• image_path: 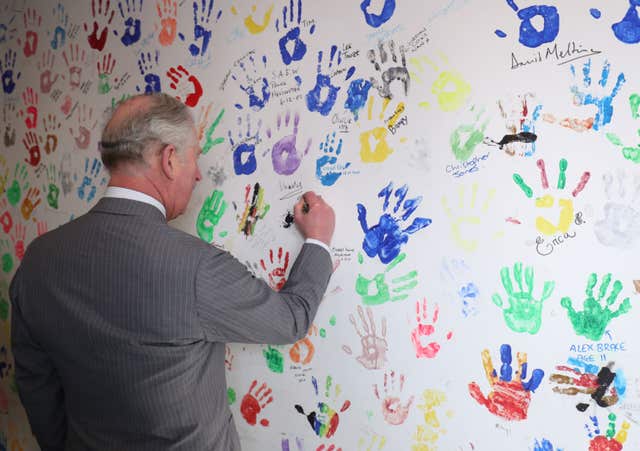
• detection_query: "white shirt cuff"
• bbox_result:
[304,238,332,256]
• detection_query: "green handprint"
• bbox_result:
[7,164,28,207]
[227,387,237,405]
[606,93,640,163]
[450,106,488,162]
[196,190,227,243]
[355,253,418,306]
[492,262,555,334]
[263,345,284,373]
[46,183,60,209]
[0,280,8,321]
[561,273,631,341]
[202,108,225,155]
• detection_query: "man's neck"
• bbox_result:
[108,172,166,208]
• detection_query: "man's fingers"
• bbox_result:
[302,191,321,207]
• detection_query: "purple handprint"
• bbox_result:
[266,111,310,175]
[1,49,20,94]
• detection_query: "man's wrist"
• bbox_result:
[304,238,331,256]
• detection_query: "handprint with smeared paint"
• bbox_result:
[75,158,106,203]
[355,252,418,305]
[240,380,273,427]
[231,2,273,35]
[612,0,640,44]
[594,171,640,248]
[260,247,290,291]
[358,431,387,450]
[281,436,304,451]
[606,93,640,164]
[137,50,161,94]
[97,53,116,95]
[295,375,351,439]
[342,305,388,370]
[468,344,544,420]
[485,93,542,157]
[414,389,448,449]
[166,65,203,107]
[18,8,41,57]
[569,59,625,131]
[196,189,227,243]
[533,438,563,451]
[408,53,471,112]
[1,241,13,274]
[358,95,398,163]
[344,78,372,120]
[266,111,310,175]
[374,371,413,426]
[585,413,630,451]
[112,0,143,47]
[155,0,178,46]
[357,181,431,264]
[263,345,284,373]
[450,105,489,161]
[492,262,555,334]
[178,0,221,56]
[0,199,12,234]
[276,0,315,65]
[238,182,270,236]
[551,358,624,411]
[410,298,452,359]
[368,39,409,100]
[442,183,500,252]
[84,0,115,51]
[0,160,9,198]
[232,53,270,111]
[50,3,69,49]
[289,324,318,366]
[229,114,260,175]
[62,43,87,90]
[306,45,356,116]
[561,273,631,341]
[360,0,395,28]
[513,158,591,236]
[441,258,480,318]
[316,132,351,186]
[1,49,21,94]
[494,1,559,48]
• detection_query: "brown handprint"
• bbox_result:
[21,187,41,221]
[260,246,290,291]
[373,371,414,425]
[410,298,452,359]
[550,361,619,411]
[240,380,273,427]
[42,114,61,155]
[342,305,388,370]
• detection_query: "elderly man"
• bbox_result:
[10,93,335,450]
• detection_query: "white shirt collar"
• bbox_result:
[103,186,167,218]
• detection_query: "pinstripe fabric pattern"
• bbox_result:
[10,197,333,450]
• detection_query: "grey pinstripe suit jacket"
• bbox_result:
[10,197,333,450]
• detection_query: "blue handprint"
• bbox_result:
[494,1,560,48]
[229,115,260,176]
[0,50,20,94]
[570,59,625,131]
[232,54,270,111]
[114,0,143,47]
[76,158,106,203]
[316,132,350,186]
[533,438,562,451]
[360,0,396,28]
[276,0,315,65]
[357,182,432,264]
[612,0,640,44]
[50,4,69,49]
[306,45,356,116]
[344,78,372,120]
[137,50,161,93]
[179,0,221,57]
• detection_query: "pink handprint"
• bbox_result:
[62,43,87,89]
[410,298,452,359]
[373,371,414,425]
[10,223,25,260]
[37,50,58,94]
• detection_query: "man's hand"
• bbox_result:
[294,191,335,246]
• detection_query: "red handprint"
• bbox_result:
[240,380,273,427]
[156,0,178,46]
[166,65,203,107]
[84,0,115,51]
[22,131,41,167]
[410,298,452,359]
[19,8,41,57]
[21,187,41,221]
[37,50,58,94]
[62,43,87,89]
[10,223,26,260]
[260,247,290,291]
[97,52,117,94]
[21,87,38,130]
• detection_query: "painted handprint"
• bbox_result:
[441,258,480,318]
[198,104,225,155]
[513,158,590,236]
[306,45,356,116]
[374,371,413,425]
[355,252,418,305]
[442,183,500,252]
[450,105,489,161]
[288,324,318,365]
[42,113,61,155]
[357,431,387,450]
[606,93,640,164]
[368,39,409,100]
[11,223,26,260]
[263,345,284,373]
[0,4,17,47]
[240,380,273,427]
[20,87,38,130]
[50,3,69,50]
[595,171,640,248]
[494,1,559,48]
[166,65,203,107]
[21,187,41,221]
[360,0,395,28]
[569,59,625,131]
[414,389,448,449]
[357,181,431,264]
[260,247,290,291]
[612,1,640,44]
[492,262,555,334]
[295,375,351,439]
[485,93,542,157]
[408,53,471,112]
[196,189,227,243]
[84,0,115,51]
[585,413,629,451]
[22,131,41,168]
[75,158,106,203]
[551,358,623,411]
[344,78,372,120]
[358,95,397,163]
[7,164,29,207]
[276,0,315,65]
[18,8,42,57]
[411,298,452,359]
[138,50,161,94]
[238,183,270,236]
[112,0,143,46]
[2,104,16,147]
[229,114,260,175]
[37,50,58,94]
[266,111,310,175]
[342,305,388,370]
[1,49,21,94]
[232,53,270,111]
[62,43,87,90]
[468,344,544,420]
[179,0,221,57]
[231,2,273,35]
[44,164,60,209]
[155,0,178,46]
[561,273,631,341]
[533,438,562,451]
[97,53,116,94]
[0,241,13,274]
[69,104,97,150]
[0,160,9,198]
[316,132,351,186]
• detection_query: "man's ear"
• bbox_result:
[160,144,178,180]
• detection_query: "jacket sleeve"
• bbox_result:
[195,243,333,344]
[10,267,66,451]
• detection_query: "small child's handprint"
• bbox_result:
[137,50,161,94]
[295,375,351,439]
[84,0,115,51]
[178,0,221,57]
[229,114,260,175]
[373,370,414,425]
[0,49,20,95]
[166,65,203,107]
[155,0,178,46]
[316,132,350,186]
[585,413,629,451]
[410,297,452,359]
[113,0,143,47]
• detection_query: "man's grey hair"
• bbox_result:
[99,93,196,171]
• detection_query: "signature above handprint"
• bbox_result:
[468,344,544,421]
[357,182,431,264]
